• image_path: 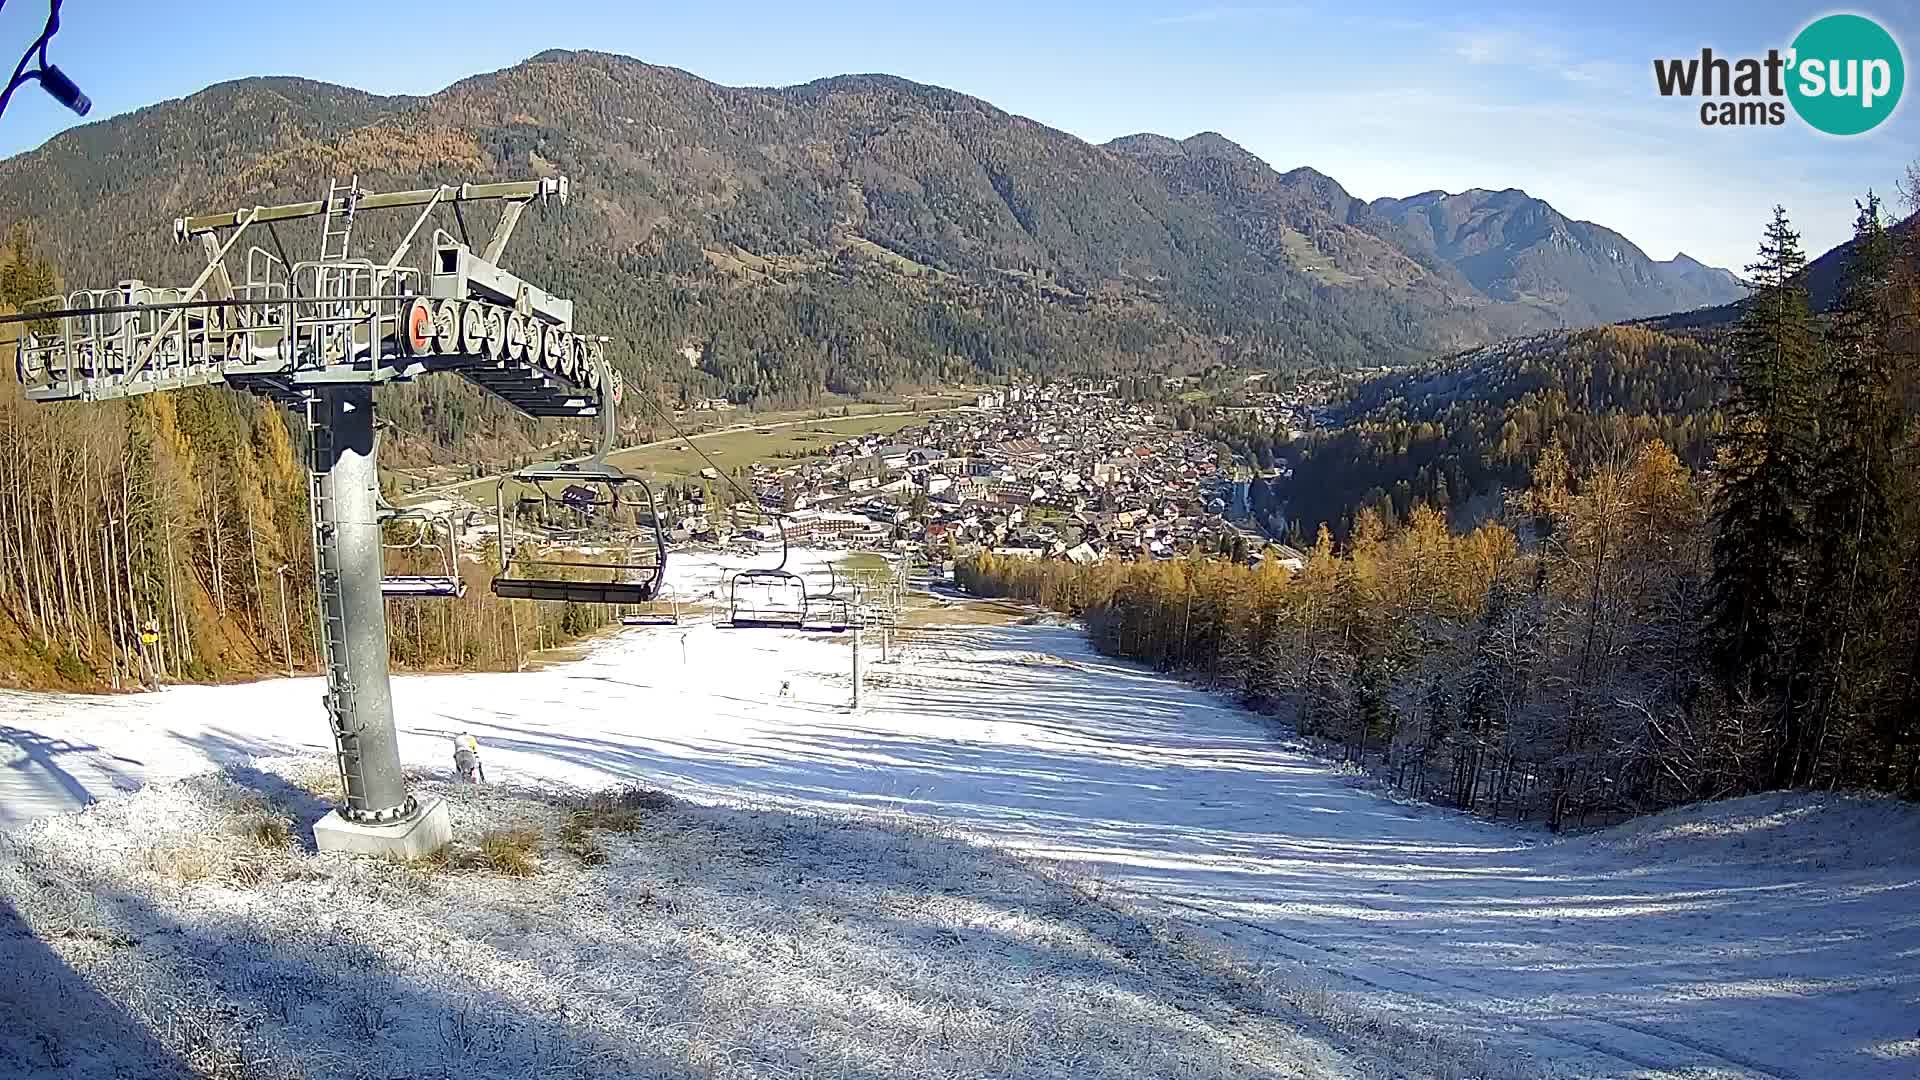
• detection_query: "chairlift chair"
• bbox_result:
[801,594,850,632]
[728,567,808,628]
[491,459,666,605]
[715,501,818,629]
[620,592,682,626]
[380,508,466,598]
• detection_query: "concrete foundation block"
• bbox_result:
[314,796,450,860]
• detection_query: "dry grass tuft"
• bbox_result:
[558,816,608,867]
[472,828,541,877]
[582,806,647,833]
[555,785,673,866]
[239,814,293,850]
[226,853,273,888]
[140,813,298,889]
[582,785,675,816]
[396,846,451,876]
[142,842,215,883]
[393,828,545,879]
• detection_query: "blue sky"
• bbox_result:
[0,0,1911,270]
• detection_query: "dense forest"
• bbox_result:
[963,189,1920,818]
[1263,325,1730,539]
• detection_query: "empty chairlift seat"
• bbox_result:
[801,595,850,631]
[729,568,808,628]
[491,460,666,605]
[380,508,466,599]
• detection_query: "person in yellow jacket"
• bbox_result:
[452,733,484,783]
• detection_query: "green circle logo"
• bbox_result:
[1787,14,1904,135]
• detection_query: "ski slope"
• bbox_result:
[2,559,1915,1078]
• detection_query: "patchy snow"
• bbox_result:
[1,766,1369,1080]
[657,545,869,603]
[2,566,1917,1078]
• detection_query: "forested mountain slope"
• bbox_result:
[1364,187,1744,323]
[0,51,1740,431]
[1256,211,1918,540]
[1260,325,1728,538]
[1108,134,1745,339]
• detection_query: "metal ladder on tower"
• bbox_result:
[319,176,360,263]
[305,395,362,800]
[315,177,362,364]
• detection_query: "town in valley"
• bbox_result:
[465,377,1334,580]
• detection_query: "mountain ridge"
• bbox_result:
[0,51,1743,409]
[1360,186,1745,319]
[1097,132,1742,302]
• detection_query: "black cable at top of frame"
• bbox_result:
[0,0,89,121]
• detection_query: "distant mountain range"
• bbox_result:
[0,51,1745,404]
[1286,210,1913,536]
[1109,133,1745,334]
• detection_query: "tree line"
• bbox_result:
[960,194,1920,819]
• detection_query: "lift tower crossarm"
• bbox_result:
[172,177,569,238]
[122,206,259,381]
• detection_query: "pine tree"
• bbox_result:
[1704,207,1817,753]
[1800,195,1905,784]
[0,223,58,308]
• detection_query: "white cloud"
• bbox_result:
[1441,27,1636,90]
[1448,28,1566,68]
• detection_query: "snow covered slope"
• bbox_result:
[2,766,1371,1080]
[2,572,1915,1078]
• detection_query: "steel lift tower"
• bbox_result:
[8,175,618,857]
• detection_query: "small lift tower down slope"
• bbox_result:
[7,174,622,858]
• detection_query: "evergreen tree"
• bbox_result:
[1704,207,1817,747]
[0,222,58,308]
[1802,195,1904,782]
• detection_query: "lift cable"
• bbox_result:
[629,389,790,573]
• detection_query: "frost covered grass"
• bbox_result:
[469,827,542,877]
[7,591,1919,1077]
[554,785,670,867]
[1,757,1384,1080]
